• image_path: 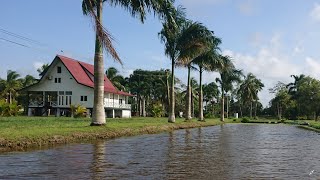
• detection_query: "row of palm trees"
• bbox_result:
[81,0,265,124]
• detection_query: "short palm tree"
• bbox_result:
[1,70,22,104]
[238,73,264,118]
[106,67,126,91]
[82,0,175,125]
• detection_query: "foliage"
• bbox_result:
[241,117,250,123]
[151,102,165,118]
[70,104,87,118]
[0,100,21,116]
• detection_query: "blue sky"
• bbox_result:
[1,0,320,106]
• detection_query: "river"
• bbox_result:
[0,124,319,179]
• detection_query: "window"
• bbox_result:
[119,99,123,105]
[59,91,64,95]
[57,66,62,73]
[81,96,88,102]
[66,91,72,95]
[55,78,61,83]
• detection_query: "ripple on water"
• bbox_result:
[0,124,320,179]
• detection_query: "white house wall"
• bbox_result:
[28,60,94,108]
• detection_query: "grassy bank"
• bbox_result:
[0,116,225,152]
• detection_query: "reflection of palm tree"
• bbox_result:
[82,0,175,125]
[91,141,106,180]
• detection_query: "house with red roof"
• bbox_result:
[23,55,133,118]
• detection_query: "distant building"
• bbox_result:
[23,55,133,118]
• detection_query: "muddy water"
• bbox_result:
[1,124,319,179]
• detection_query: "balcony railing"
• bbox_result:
[104,102,131,109]
[29,101,58,107]
[29,101,44,107]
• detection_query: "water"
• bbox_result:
[0,124,320,179]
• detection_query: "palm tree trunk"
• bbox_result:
[185,65,192,120]
[9,91,12,104]
[226,95,229,119]
[250,101,253,118]
[142,97,146,117]
[277,102,281,120]
[91,0,106,126]
[221,87,225,122]
[168,58,175,123]
[166,70,170,108]
[198,68,204,121]
[254,100,257,118]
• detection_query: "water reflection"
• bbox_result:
[0,124,320,179]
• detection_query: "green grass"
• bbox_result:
[0,116,225,152]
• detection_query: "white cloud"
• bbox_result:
[304,57,320,78]
[310,3,320,22]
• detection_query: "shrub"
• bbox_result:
[151,102,164,118]
[0,100,21,117]
[241,117,250,123]
[70,104,87,118]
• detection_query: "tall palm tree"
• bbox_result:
[177,23,216,121]
[191,39,222,121]
[82,0,175,125]
[216,56,242,121]
[159,6,187,123]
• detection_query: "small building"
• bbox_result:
[23,55,133,118]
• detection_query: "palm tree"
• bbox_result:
[82,0,175,125]
[159,6,187,123]
[106,67,126,91]
[1,70,22,104]
[238,73,264,118]
[177,22,216,121]
[216,56,242,121]
[191,40,222,121]
[37,63,49,77]
[203,82,220,115]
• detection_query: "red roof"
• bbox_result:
[57,55,133,96]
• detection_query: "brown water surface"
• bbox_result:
[0,124,319,179]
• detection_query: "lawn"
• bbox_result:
[0,116,225,152]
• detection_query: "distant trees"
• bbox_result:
[269,75,320,121]
[238,73,264,119]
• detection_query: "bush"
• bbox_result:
[0,100,21,117]
[151,102,164,118]
[241,117,250,123]
[70,104,87,118]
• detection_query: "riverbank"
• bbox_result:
[0,116,227,152]
[240,118,320,132]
